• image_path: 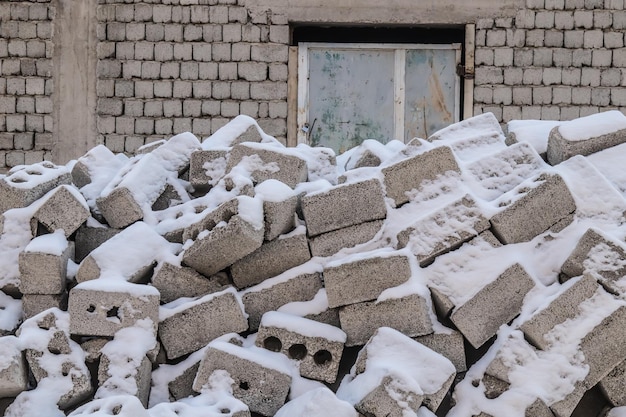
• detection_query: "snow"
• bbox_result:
[3,161,69,190]
[23,229,68,255]
[275,387,357,417]
[277,288,330,317]
[254,179,295,202]
[159,287,246,321]
[0,291,22,333]
[506,119,561,154]
[260,311,346,342]
[557,110,626,142]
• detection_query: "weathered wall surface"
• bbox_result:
[0,0,625,173]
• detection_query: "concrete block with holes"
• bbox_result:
[381,146,460,207]
[225,142,308,189]
[324,250,412,309]
[396,195,490,267]
[193,340,292,417]
[18,233,72,295]
[256,311,346,383]
[32,185,90,237]
[241,264,324,331]
[309,219,384,258]
[68,280,159,337]
[181,196,264,277]
[230,226,311,289]
[489,173,577,244]
[0,161,71,215]
[0,336,28,398]
[255,179,298,241]
[547,110,626,165]
[338,293,433,347]
[301,178,386,237]
[188,149,228,193]
[158,288,248,360]
[151,261,229,304]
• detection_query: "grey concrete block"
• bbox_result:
[301,179,386,238]
[226,143,308,189]
[18,235,72,295]
[324,250,411,309]
[32,185,89,237]
[397,195,490,266]
[182,197,264,277]
[0,336,28,398]
[600,358,626,406]
[158,288,248,360]
[547,110,626,165]
[450,263,535,348]
[241,267,323,331]
[68,282,159,337]
[255,180,298,241]
[151,261,229,304]
[490,173,577,244]
[339,293,433,347]
[74,222,120,263]
[188,149,228,193]
[256,311,346,383]
[521,274,599,350]
[0,161,71,214]
[382,146,460,206]
[414,330,467,372]
[193,341,292,416]
[71,145,119,189]
[309,219,384,258]
[355,375,423,417]
[231,227,311,289]
[98,352,151,407]
[21,293,67,320]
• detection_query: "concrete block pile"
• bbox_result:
[2,111,626,416]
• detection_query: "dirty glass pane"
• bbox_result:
[308,49,395,154]
[404,48,459,140]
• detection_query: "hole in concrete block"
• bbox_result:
[48,346,62,355]
[313,349,332,365]
[239,381,249,390]
[220,409,230,414]
[26,170,42,175]
[288,344,307,360]
[62,370,68,377]
[106,306,120,320]
[41,162,54,168]
[263,336,282,352]
[112,405,122,415]
[471,379,480,387]
[87,305,96,313]
[11,178,26,183]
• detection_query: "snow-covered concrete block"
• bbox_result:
[67,395,150,417]
[414,329,467,372]
[226,142,308,189]
[339,293,433,347]
[324,250,411,309]
[520,274,599,350]
[301,179,387,237]
[340,327,456,414]
[74,221,120,263]
[71,145,122,189]
[18,231,71,295]
[396,195,490,267]
[256,311,346,383]
[547,110,626,165]
[158,288,248,360]
[188,149,228,193]
[465,142,546,201]
[21,293,67,320]
[0,293,21,336]
[0,161,71,215]
[97,132,200,228]
[309,219,383,258]
[32,185,90,237]
[0,336,28,398]
[600,358,626,407]
[202,115,264,149]
[354,375,424,417]
[277,289,341,328]
[230,227,311,289]
[428,112,505,146]
[506,119,561,158]
[255,179,297,241]
[181,197,264,278]
[274,387,358,417]
[193,340,292,417]
[151,261,228,304]
[150,180,188,211]
[450,263,535,348]
[76,222,174,283]
[490,173,577,244]
[381,146,460,207]
[68,280,159,337]
[241,263,324,331]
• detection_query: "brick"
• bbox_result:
[223,24,242,42]
[526,29,545,46]
[494,48,513,66]
[545,30,564,47]
[555,11,575,28]
[198,62,218,79]
[238,61,268,81]
[535,11,555,28]
[173,43,192,60]
[516,10,536,28]
[192,43,212,61]
[251,44,288,62]
[211,43,231,61]
[475,67,504,85]
[574,9,594,27]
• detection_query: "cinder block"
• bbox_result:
[301,179,386,237]
[76,222,171,283]
[226,143,308,189]
[274,387,356,417]
[64,395,150,417]
[98,350,152,406]
[397,195,490,266]
[71,145,120,189]
[188,149,228,193]
[450,263,535,348]
[151,261,229,304]
[599,358,626,406]
[338,293,433,347]
[324,250,411,309]
[520,274,599,350]
[309,219,384,258]
[74,222,120,263]
[230,227,311,289]
[0,161,71,214]
[353,375,423,417]
[68,280,159,337]
[254,179,297,241]
[414,330,467,372]
[97,132,200,228]
[18,233,72,295]
[21,293,67,320]
[0,336,28,398]
[31,185,89,237]
[256,311,346,383]
[241,265,324,331]
[547,110,626,165]
[277,289,341,328]
[382,146,461,206]
[193,340,292,416]
[490,173,577,244]
[159,288,248,360]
